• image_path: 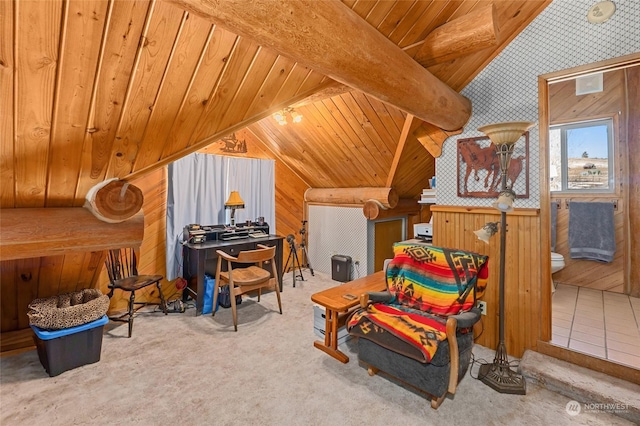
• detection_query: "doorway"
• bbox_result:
[539,53,640,372]
[370,218,404,273]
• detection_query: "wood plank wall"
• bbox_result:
[628,65,640,298]
[1,146,308,352]
[94,167,173,314]
[0,168,169,345]
[551,197,626,293]
[1,252,105,333]
[431,206,541,358]
[548,68,630,293]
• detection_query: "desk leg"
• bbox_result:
[195,251,205,316]
[313,308,349,363]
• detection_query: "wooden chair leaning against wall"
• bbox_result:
[104,247,168,337]
[213,244,282,331]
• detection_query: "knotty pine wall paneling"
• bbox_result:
[431,206,541,358]
[1,252,105,329]
[93,167,171,314]
[628,65,640,298]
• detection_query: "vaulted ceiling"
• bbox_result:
[1,0,552,208]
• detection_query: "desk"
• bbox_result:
[311,270,386,363]
[183,235,284,316]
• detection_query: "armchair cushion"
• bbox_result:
[386,243,489,316]
[348,304,448,362]
[347,244,487,363]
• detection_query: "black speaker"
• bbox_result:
[331,255,352,282]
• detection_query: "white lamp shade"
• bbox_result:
[474,228,493,244]
[493,189,515,212]
[474,222,499,244]
[477,121,535,146]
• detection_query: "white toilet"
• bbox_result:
[550,251,565,293]
[551,252,565,274]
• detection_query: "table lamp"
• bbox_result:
[225,191,245,227]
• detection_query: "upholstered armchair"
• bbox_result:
[347,243,489,409]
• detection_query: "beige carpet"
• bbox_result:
[0,271,633,425]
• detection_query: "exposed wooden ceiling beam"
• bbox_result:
[415,4,500,68]
[413,121,462,158]
[167,0,471,131]
[386,114,422,188]
[291,81,351,108]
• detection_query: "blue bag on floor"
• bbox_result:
[202,275,218,314]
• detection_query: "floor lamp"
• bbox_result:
[475,121,535,395]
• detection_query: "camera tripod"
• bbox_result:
[299,220,314,277]
[284,234,304,287]
[283,220,314,287]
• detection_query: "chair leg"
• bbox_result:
[271,265,282,314]
[213,256,223,317]
[212,280,220,317]
[229,285,238,332]
[128,291,136,338]
[156,282,168,314]
[274,282,282,315]
[431,394,447,410]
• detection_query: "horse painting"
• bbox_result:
[457,134,529,198]
[505,156,525,190]
[458,140,500,194]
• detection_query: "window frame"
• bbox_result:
[549,118,615,194]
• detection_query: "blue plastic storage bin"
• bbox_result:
[31,315,108,377]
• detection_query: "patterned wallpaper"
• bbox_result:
[437,0,640,208]
[307,205,368,279]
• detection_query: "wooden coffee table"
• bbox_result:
[311,270,386,363]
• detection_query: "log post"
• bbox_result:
[363,199,420,221]
[0,208,144,261]
[84,179,144,223]
[304,187,398,208]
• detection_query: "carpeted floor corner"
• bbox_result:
[0,271,634,425]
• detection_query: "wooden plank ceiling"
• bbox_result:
[1,0,551,208]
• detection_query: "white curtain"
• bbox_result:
[166,153,275,280]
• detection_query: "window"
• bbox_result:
[549,119,614,192]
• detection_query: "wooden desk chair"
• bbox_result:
[104,247,167,337]
[213,244,282,331]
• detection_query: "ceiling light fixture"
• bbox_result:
[272,107,302,125]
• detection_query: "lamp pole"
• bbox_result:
[479,173,526,394]
[497,145,511,357]
[476,122,534,395]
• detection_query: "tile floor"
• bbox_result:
[552,283,640,369]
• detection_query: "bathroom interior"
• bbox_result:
[545,56,640,370]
